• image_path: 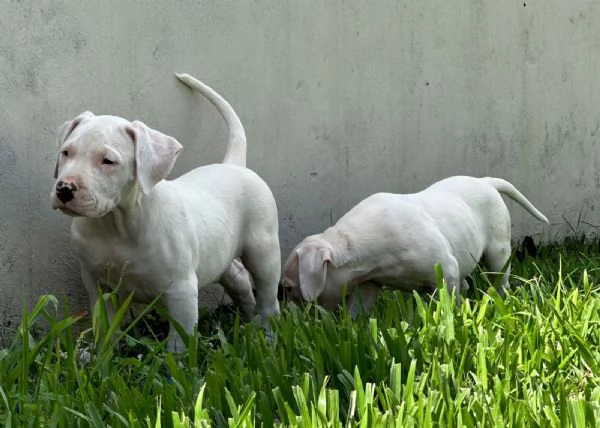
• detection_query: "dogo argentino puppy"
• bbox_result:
[282,176,548,315]
[51,73,281,351]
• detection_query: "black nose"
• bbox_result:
[55,181,78,203]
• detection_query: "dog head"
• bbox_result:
[281,235,342,309]
[51,111,183,217]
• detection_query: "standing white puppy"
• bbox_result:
[282,176,548,314]
[51,73,281,351]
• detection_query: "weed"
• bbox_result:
[1,241,600,426]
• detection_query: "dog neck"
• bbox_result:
[322,227,353,267]
[81,183,146,240]
[119,182,143,212]
[321,228,376,286]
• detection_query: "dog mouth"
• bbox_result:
[56,205,112,218]
[51,197,92,217]
[52,190,113,218]
[52,199,83,217]
[55,204,112,218]
[57,206,82,217]
[281,284,303,303]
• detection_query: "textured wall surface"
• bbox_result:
[1,1,599,334]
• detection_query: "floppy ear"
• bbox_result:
[127,120,183,194]
[282,250,301,288]
[297,245,332,302]
[54,111,95,178]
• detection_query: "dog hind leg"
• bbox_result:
[242,239,281,326]
[483,241,512,295]
[220,258,256,320]
[441,255,462,306]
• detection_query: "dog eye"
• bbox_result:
[61,150,69,157]
[102,158,115,165]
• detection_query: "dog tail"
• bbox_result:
[482,177,549,224]
[175,73,247,167]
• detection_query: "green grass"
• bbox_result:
[2,239,600,427]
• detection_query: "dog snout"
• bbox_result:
[281,284,302,303]
[55,179,79,203]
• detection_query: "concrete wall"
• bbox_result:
[1,1,599,334]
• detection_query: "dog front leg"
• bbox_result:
[162,275,199,352]
[81,268,117,326]
[347,281,381,318]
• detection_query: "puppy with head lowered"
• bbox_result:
[51,73,281,351]
[282,176,548,315]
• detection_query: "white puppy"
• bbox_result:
[282,176,548,314]
[51,73,281,351]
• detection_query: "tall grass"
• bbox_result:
[1,241,600,426]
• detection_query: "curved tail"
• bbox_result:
[482,177,549,224]
[175,73,246,167]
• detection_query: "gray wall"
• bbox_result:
[1,1,599,333]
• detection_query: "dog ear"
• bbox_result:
[127,121,183,194]
[282,249,301,289]
[54,111,95,178]
[297,244,331,302]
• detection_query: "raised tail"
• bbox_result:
[175,73,247,167]
[482,177,549,224]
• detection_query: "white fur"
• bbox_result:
[282,176,548,315]
[51,73,280,351]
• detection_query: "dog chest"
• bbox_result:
[75,233,176,293]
